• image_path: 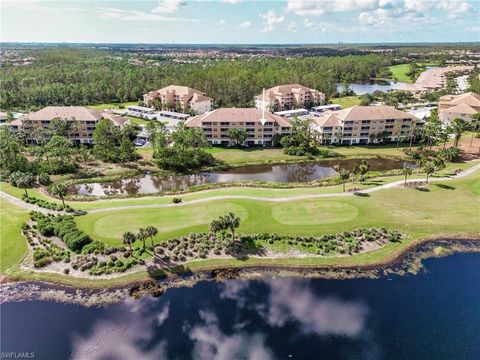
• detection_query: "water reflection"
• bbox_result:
[69,158,410,197]
[336,81,407,95]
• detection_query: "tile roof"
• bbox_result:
[21,106,102,121]
[185,108,292,127]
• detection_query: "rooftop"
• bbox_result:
[185,108,291,127]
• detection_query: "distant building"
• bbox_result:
[438,92,480,124]
[254,84,325,112]
[9,106,130,144]
[311,105,421,145]
[311,104,342,113]
[185,108,291,146]
[143,85,213,114]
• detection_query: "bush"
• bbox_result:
[38,173,51,186]
[172,197,182,204]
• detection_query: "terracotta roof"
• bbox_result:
[185,108,291,127]
[442,103,478,115]
[101,110,131,127]
[146,85,211,102]
[312,111,342,127]
[21,106,102,121]
[255,84,322,100]
[335,105,417,121]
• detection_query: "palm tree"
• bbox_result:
[470,113,480,147]
[359,160,369,182]
[209,219,223,239]
[12,172,35,197]
[451,118,468,148]
[402,167,412,186]
[221,212,240,241]
[146,225,158,250]
[50,183,68,208]
[338,169,350,192]
[122,231,136,251]
[137,227,149,251]
[352,164,360,185]
[423,162,435,183]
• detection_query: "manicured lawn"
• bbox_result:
[330,96,361,108]
[76,173,480,247]
[88,101,138,110]
[205,147,306,164]
[0,199,29,273]
[389,64,412,83]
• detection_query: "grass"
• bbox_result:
[88,101,138,110]
[389,64,413,83]
[0,199,29,273]
[75,173,480,248]
[329,96,361,108]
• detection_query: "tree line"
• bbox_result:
[0,48,391,110]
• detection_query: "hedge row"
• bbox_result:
[22,195,75,212]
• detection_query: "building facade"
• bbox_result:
[438,92,480,124]
[311,105,421,145]
[184,108,291,146]
[254,84,325,112]
[9,106,129,144]
[143,85,213,114]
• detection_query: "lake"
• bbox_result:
[336,80,407,95]
[68,158,411,196]
[1,252,479,359]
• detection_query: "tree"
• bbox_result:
[423,162,435,183]
[227,128,248,146]
[119,137,137,163]
[50,183,68,208]
[209,219,224,238]
[45,135,74,169]
[137,227,149,251]
[10,171,35,197]
[122,231,136,251]
[359,160,369,182]
[220,212,240,241]
[93,118,122,162]
[338,169,350,192]
[402,167,412,186]
[50,118,76,137]
[146,225,158,250]
[280,117,319,155]
[451,118,468,148]
[470,113,480,147]
[351,164,360,184]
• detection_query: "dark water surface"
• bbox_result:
[2,253,480,359]
[68,158,410,196]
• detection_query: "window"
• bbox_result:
[361,126,370,130]
[361,120,371,124]
[202,122,212,126]
[220,122,229,125]
[344,121,354,125]
[385,119,395,123]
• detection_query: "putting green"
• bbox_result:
[271,201,359,225]
[89,203,249,244]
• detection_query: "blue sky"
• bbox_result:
[1,0,479,44]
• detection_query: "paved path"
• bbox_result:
[2,164,479,215]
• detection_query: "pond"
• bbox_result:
[336,80,407,95]
[68,158,412,196]
[1,252,479,359]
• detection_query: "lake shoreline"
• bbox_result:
[2,234,479,305]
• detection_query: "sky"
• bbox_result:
[1,0,479,44]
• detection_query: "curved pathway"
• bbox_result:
[2,164,479,215]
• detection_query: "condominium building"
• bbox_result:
[184,108,292,146]
[9,106,130,144]
[254,84,325,112]
[311,105,421,145]
[438,92,480,124]
[143,85,213,114]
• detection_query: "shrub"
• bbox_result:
[38,173,51,186]
[172,197,182,204]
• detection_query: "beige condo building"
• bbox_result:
[8,106,130,145]
[438,92,480,124]
[311,105,421,145]
[254,84,325,112]
[143,85,213,114]
[184,108,292,146]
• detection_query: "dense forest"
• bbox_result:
[0,49,392,110]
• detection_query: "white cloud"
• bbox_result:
[259,9,285,32]
[359,11,376,25]
[187,310,273,360]
[157,303,170,325]
[288,20,299,32]
[218,19,227,25]
[239,21,252,28]
[151,0,186,13]
[221,0,242,3]
[437,1,473,18]
[287,0,383,16]
[466,25,480,32]
[96,6,198,22]
[304,18,315,28]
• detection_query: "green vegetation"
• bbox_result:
[329,96,361,108]
[0,199,29,273]
[1,48,391,110]
[388,64,413,83]
[76,173,479,247]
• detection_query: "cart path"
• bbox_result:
[2,164,479,215]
